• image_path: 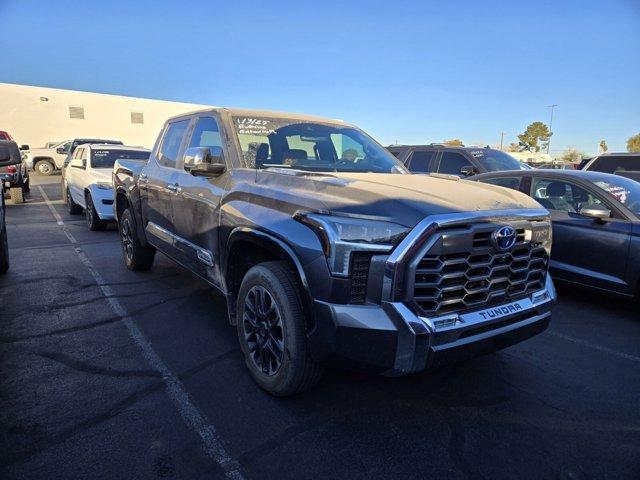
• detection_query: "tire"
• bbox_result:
[237,261,323,396]
[67,188,82,214]
[85,193,107,231]
[35,160,55,176]
[0,221,8,274]
[119,208,155,270]
[9,187,24,204]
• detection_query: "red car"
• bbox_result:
[0,131,14,141]
[0,131,29,203]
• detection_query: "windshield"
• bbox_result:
[232,116,407,174]
[91,149,150,169]
[589,173,640,215]
[468,149,529,171]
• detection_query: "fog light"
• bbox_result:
[531,290,550,304]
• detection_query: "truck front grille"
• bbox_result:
[411,228,548,317]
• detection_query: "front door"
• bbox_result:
[171,116,228,287]
[530,177,632,292]
[142,118,191,258]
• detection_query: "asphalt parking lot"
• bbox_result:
[1,173,639,480]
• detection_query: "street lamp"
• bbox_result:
[546,104,558,154]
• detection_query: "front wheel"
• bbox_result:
[237,261,323,396]
[85,193,107,231]
[119,208,155,270]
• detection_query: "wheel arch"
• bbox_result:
[224,228,313,326]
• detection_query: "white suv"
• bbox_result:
[65,144,150,230]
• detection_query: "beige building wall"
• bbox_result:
[0,83,211,149]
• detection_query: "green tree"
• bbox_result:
[506,142,521,152]
[443,139,464,147]
[560,148,586,164]
[627,133,640,152]
[517,122,552,152]
[599,140,608,153]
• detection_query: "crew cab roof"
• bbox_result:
[165,107,348,127]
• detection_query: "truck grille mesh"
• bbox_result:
[412,241,548,317]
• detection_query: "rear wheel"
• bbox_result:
[67,188,82,214]
[85,193,107,231]
[0,221,8,274]
[237,261,323,396]
[120,208,155,270]
[35,160,54,176]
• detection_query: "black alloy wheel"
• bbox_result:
[242,285,285,376]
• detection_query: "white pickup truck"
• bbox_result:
[24,140,71,175]
[65,144,150,230]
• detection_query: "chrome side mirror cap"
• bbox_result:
[581,206,611,221]
[183,147,226,177]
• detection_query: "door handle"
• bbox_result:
[166,183,181,193]
[139,172,148,183]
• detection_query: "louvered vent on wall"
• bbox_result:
[131,112,144,124]
[69,106,85,120]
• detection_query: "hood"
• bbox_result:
[255,171,544,227]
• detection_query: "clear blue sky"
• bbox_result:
[1,0,638,155]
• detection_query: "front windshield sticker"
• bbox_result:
[596,182,629,203]
[234,117,276,136]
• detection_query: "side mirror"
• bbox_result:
[581,206,611,221]
[56,147,66,154]
[20,144,29,151]
[460,165,477,177]
[183,147,226,177]
[0,141,22,167]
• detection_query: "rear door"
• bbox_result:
[529,176,632,293]
[405,149,437,174]
[142,118,191,258]
[435,151,475,176]
[171,115,229,286]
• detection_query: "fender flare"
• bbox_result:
[225,227,314,324]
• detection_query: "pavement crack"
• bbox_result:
[0,380,165,467]
[0,294,193,344]
[32,349,161,378]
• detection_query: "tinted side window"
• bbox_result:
[438,152,472,175]
[591,156,640,174]
[189,117,222,150]
[407,150,435,173]
[159,119,190,167]
[482,176,522,191]
[531,178,607,214]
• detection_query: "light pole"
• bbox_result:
[546,104,558,154]
[499,132,505,150]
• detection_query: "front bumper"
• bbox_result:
[90,187,115,220]
[309,274,555,375]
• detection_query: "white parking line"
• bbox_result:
[547,330,640,363]
[38,186,245,480]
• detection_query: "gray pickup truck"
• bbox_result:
[113,108,556,396]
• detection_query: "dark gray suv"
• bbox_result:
[387,144,530,176]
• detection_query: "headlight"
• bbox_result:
[96,181,113,190]
[295,212,410,277]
